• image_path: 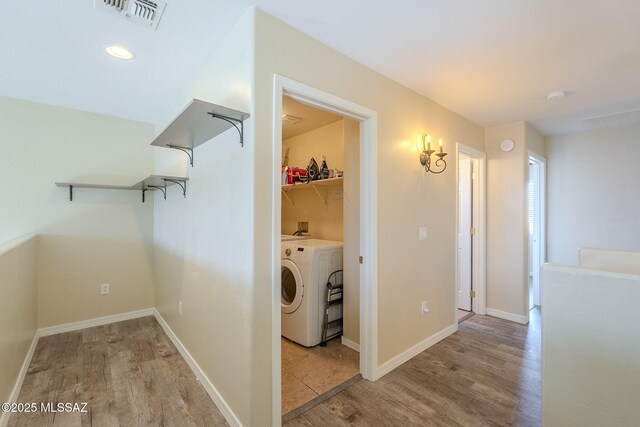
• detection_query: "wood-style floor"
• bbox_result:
[287,310,541,426]
[8,316,228,427]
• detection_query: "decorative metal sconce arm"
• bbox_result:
[419,134,447,174]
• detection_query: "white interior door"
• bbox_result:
[530,161,541,307]
[457,157,472,311]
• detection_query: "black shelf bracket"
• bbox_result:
[208,112,245,147]
[166,145,194,167]
[69,185,73,202]
[146,183,167,201]
[163,178,187,198]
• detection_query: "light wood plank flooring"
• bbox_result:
[287,310,541,426]
[8,316,228,427]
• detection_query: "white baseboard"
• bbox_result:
[376,323,458,380]
[0,331,39,427]
[486,308,529,324]
[38,308,155,337]
[341,336,360,352]
[153,309,242,427]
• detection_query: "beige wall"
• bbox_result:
[526,122,545,158]
[0,235,37,424]
[283,120,345,171]
[152,11,254,426]
[252,9,485,425]
[282,120,344,240]
[546,123,640,264]
[485,122,529,320]
[0,96,155,328]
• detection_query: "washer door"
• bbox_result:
[281,259,303,314]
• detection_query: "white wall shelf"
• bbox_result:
[151,99,250,166]
[55,175,188,203]
[281,177,343,207]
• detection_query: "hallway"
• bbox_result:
[287,311,541,426]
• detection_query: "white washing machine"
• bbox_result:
[281,239,343,347]
[281,234,308,242]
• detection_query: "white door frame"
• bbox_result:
[455,143,487,316]
[528,151,546,307]
[272,75,378,425]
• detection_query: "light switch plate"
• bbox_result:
[419,226,427,240]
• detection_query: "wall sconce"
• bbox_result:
[419,135,448,174]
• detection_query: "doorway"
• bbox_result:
[279,96,360,416]
[528,153,546,309]
[456,143,486,321]
[272,76,378,426]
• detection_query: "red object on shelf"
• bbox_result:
[287,167,307,184]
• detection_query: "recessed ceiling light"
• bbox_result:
[106,45,134,60]
[547,90,566,102]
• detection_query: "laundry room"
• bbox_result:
[279,96,361,416]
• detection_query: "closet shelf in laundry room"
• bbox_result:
[281,177,343,207]
[55,175,188,203]
[150,99,250,166]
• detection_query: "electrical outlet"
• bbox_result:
[178,301,183,316]
[421,301,429,315]
[419,226,427,240]
[100,283,110,295]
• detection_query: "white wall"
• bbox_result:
[152,11,254,426]
[546,123,640,264]
[0,96,155,327]
[542,256,640,426]
[0,235,37,426]
[282,120,344,240]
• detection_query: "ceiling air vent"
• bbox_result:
[282,115,303,125]
[96,0,167,30]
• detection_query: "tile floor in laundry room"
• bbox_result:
[281,337,360,415]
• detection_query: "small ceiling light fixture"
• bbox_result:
[419,134,448,174]
[106,45,135,60]
[547,90,566,102]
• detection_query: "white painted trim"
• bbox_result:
[486,308,529,324]
[0,332,39,427]
[376,324,458,379]
[528,151,547,309]
[38,308,154,336]
[153,309,242,427]
[341,336,360,353]
[273,75,378,426]
[455,143,487,317]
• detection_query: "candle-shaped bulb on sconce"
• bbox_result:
[427,134,431,150]
[439,138,443,154]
